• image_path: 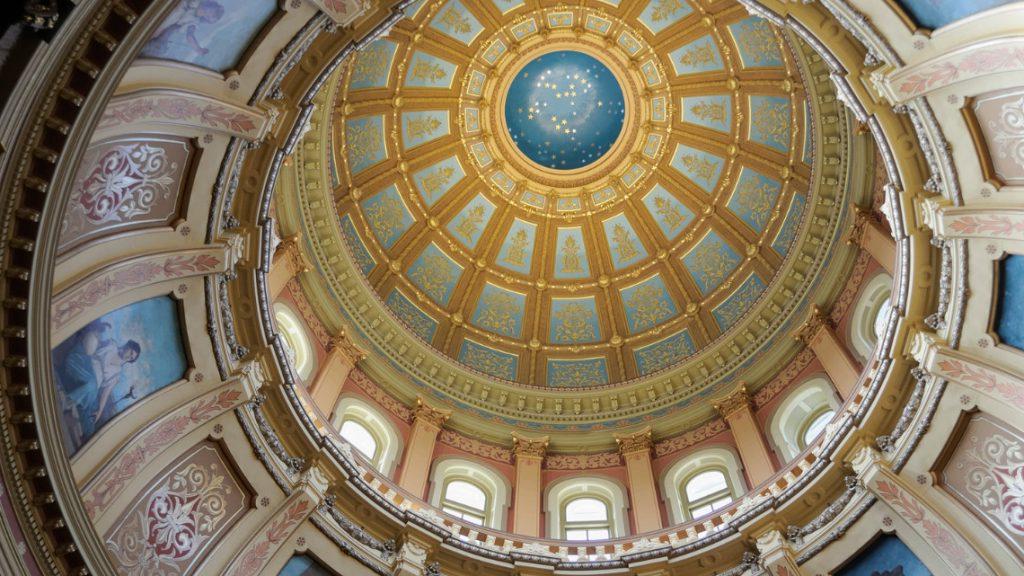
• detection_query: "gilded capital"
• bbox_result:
[793,305,830,345]
[845,205,877,246]
[714,386,751,419]
[413,397,451,429]
[275,234,311,275]
[511,432,549,460]
[614,426,653,455]
[327,330,365,364]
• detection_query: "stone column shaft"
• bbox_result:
[511,433,548,536]
[615,427,663,533]
[309,334,363,417]
[796,308,860,399]
[396,399,450,499]
[715,388,776,486]
[850,208,897,275]
[269,235,308,299]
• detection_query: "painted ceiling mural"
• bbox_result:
[331,0,816,388]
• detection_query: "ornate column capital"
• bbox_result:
[412,397,451,430]
[327,330,365,365]
[714,386,751,419]
[275,234,311,275]
[511,432,549,460]
[846,205,878,246]
[793,305,831,346]
[614,426,653,455]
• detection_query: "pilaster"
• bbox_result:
[614,426,663,533]
[511,433,548,536]
[396,398,451,498]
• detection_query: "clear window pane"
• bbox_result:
[444,480,487,512]
[802,410,834,446]
[690,503,713,519]
[565,529,589,541]
[710,496,732,511]
[685,470,728,501]
[565,497,608,522]
[340,420,377,460]
[588,528,609,540]
[873,297,892,340]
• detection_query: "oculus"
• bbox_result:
[504,51,625,170]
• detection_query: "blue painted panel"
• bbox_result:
[412,156,465,207]
[620,274,679,333]
[728,16,782,68]
[360,184,415,250]
[407,242,462,306]
[643,184,694,240]
[277,555,333,576]
[340,215,376,275]
[446,194,497,250]
[997,254,1024,350]
[683,231,741,295]
[53,296,187,455]
[713,274,766,331]
[670,35,724,76]
[727,167,782,233]
[345,116,387,174]
[471,283,526,338]
[836,535,930,576]
[386,289,438,343]
[638,0,693,34]
[405,51,458,88]
[430,0,484,45]
[772,193,806,255]
[549,297,601,344]
[402,110,450,149]
[459,340,518,381]
[634,330,694,375]
[896,0,1016,29]
[554,227,590,279]
[348,40,398,89]
[491,0,525,14]
[497,218,537,274]
[681,94,732,133]
[140,0,277,72]
[602,213,648,270]
[546,358,609,387]
[748,95,791,153]
[670,143,725,193]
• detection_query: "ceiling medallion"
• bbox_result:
[503,50,626,171]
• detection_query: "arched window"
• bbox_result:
[768,377,840,462]
[339,419,378,461]
[429,459,510,530]
[662,448,746,524]
[441,479,488,525]
[800,408,835,448]
[331,397,402,476]
[273,303,315,380]
[683,469,734,519]
[546,477,628,540]
[850,272,893,362]
[564,497,611,541]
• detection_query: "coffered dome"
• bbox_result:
[329,0,833,394]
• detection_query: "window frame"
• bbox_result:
[680,467,735,521]
[338,416,381,462]
[562,496,613,541]
[798,406,835,450]
[440,477,490,526]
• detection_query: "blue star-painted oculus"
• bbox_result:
[504,51,626,170]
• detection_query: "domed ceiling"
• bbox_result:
[331,0,817,389]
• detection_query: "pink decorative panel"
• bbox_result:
[105,441,251,576]
[940,412,1024,560]
[974,88,1024,186]
[59,136,192,253]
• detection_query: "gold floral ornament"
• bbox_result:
[405,115,442,142]
[553,302,596,343]
[410,60,449,83]
[751,99,790,148]
[346,121,384,163]
[454,204,486,241]
[548,360,605,387]
[560,235,584,274]
[612,223,640,262]
[649,0,687,23]
[653,195,686,231]
[690,100,727,124]
[678,42,717,68]
[680,153,718,184]
[410,251,456,303]
[420,165,455,201]
[735,177,777,230]
[437,6,473,35]
[627,283,674,331]
[365,193,405,245]
[349,42,390,85]
[475,290,521,336]
[503,228,530,268]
